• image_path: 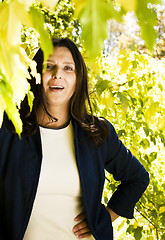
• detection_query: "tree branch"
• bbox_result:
[135,207,160,240]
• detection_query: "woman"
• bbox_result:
[0,38,149,240]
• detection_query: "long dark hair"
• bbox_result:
[20,38,109,145]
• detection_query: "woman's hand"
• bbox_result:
[106,206,119,222]
[73,212,92,239]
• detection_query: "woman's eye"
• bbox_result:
[64,66,73,71]
[46,64,54,70]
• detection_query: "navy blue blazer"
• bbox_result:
[0,115,149,240]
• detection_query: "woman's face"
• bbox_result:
[42,46,76,110]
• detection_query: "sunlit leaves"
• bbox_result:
[0,72,22,135]
[0,93,6,128]
[118,0,137,12]
[0,0,54,133]
[93,48,165,239]
[30,6,53,62]
[127,225,143,240]
[74,0,122,59]
[0,36,38,133]
[0,43,30,134]
[136,0,159,51]
[27,91,35,112]
[72,0,89,17]
[0,1,32,46]
[144,102,160,124]
[72,0,162,58]
[118,0,162,52]
[0,0,164,238]
[100,92,114,109]
[39,0,58,10]
[0,0,163,134]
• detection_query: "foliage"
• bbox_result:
[105,3,165,59]
[0,0,54,135]
[91,49,165,239]
[0,0,165,239]
[21,0,81,57]
[0,0,162,132]
[73,0,162,59]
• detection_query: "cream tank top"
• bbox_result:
[23,122,95,240]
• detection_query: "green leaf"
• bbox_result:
[27,90,34,112]
[117,92,130,108]
[0,78,22,136]
[118,129,127,138]
[131,120,142,129]
[39,0,58,10]
[160,212,165,225]
[30,6,53,62]
[126,224,134,234]
[79,0,122,59]
[5,103,22,137]
[95,77,110,95]
[151,209,157,219]
[119,0,137,12]
[104,196,108,203]
[143,127,150,136]
[132,60,138,69]
[150,134,156,145]
[72,0,89,17]
[149,152,157,161]
[140,138,150,149]
[133,226,143,240]
[136,0,158,50]
[148,0,162,3]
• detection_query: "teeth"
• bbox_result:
[50,86,64,89]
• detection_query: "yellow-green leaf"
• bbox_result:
[144,102,159,123]
[11,1,33,28]
[8,1,22,46]
[19,47,41,84]
[72,0,89,17]
[79,0,122,59]
[0,94,6,128]
[0,79,22,135]
[101,92,114,109]
[118,0,137,12]
[159,206,165,214]
[30,6,53,62]
[136,0,158,51]
[27,90,34,112]
[140,139,150,150]
[6,104,23,137]
[39,0,58,10]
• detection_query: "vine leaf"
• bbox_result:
[30,6,53,62]
[78,0,122,59]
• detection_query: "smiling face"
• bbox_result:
[42,46,76,111]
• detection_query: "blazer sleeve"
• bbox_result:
[104,121,150,219]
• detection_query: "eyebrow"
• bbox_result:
[63,61,75,65]
[46,60,75,65]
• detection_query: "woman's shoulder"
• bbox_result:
[0,112,10,132]
[94,116,116,133]
[73,114,117,145]
[0,112,18,137]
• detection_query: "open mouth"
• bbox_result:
[49,85,64,90]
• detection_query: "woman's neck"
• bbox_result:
[37,104,70,128]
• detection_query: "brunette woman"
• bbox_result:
[0,38,149,240]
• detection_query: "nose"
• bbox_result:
[52,66,62,79]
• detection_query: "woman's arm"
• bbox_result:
[106,206,119,222]
[104,121,150,219]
